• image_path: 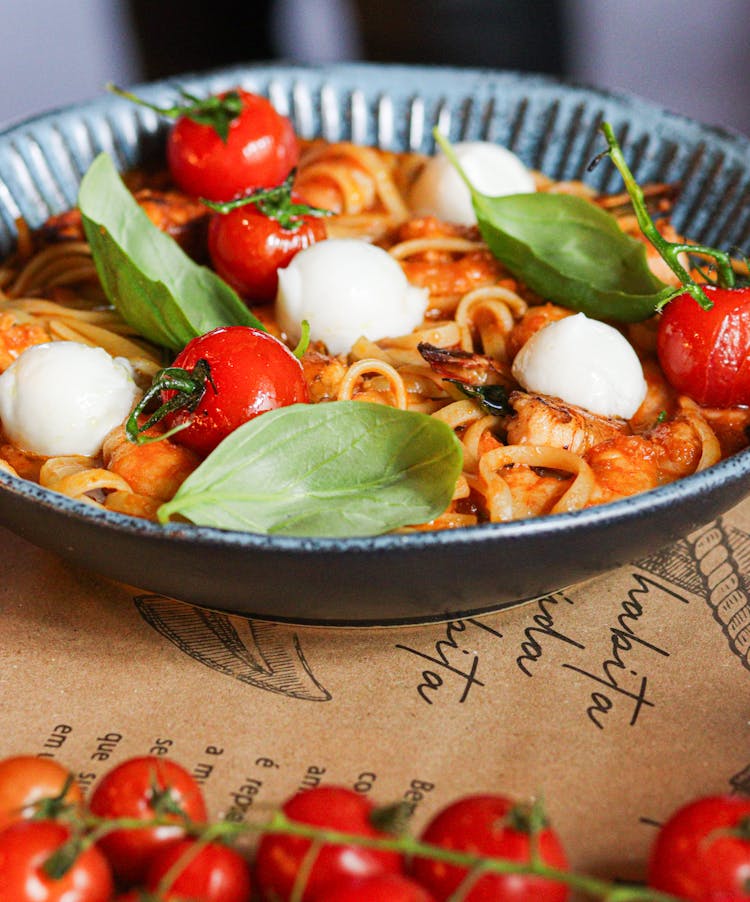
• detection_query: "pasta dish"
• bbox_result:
[0,108,747,537]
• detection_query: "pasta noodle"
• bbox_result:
[0,137,744,530]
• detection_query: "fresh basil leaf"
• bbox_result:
[472,191,672,322]
[157,401,464,537]
[78,153,263,350]
[433,131,672,322]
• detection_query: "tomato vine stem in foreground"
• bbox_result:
[42,806,685,901]
[593,122,736,310]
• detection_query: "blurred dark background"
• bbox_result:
[128,0,565,80]
[2,0,749,135]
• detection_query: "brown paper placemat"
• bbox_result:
[2,500,750,883]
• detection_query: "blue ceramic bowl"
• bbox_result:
[0,63,748,625]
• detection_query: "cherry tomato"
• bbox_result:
[146,838,252,901]
[0,755,83,831]
[88,756,207,886]
[411,795,569,901]
[320,872,437,901]
[168,89,298,201]
[0,819,113,901]
[208,202,326,302]
[254,786,404,901]
[648,794,750,900]
[656,285,750,407]
[163,325,309,457]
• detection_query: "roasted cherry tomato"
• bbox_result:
[647,794,750,900]
[321,872,437,901]
[0,819,113,902]
[88,756,207,886]
[208,201,326,302]
[160,325,309,457]
[657,285,750,407]
[411,795,570,901]
[0,755,83,831]
[254,786,404,901]
[168,89,298,201]
[145,838,252,902]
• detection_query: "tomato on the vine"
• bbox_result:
[253,786,404,901]
[0,755,83,831]
[148,325,309,457]
[145,838,252,902]
[88,756,207,886]
[411,795,570,901]
[656,285,750,407]
[648,794,750,901]
[208,199,327,302]
[0,819,113,902]
[167,89,298,201]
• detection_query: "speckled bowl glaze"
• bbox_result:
[0,63,749,625]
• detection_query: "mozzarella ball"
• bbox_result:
[511,313,648,419]
[276,239,429,355]
[0,341,138,457]
[409,141,535,226]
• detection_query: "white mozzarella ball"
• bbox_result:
[409,141,536,226]
[511,313,648,419]
[0,341,138,457]
[276,239,429,355]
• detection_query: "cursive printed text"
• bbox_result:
[562,573,689,729]
[395,617,503,704]
[515,593,586,676]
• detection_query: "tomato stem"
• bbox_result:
[202,169,331,229]
[41,802,684,901]
[126,360,214,446]
[595,122,736,310]
[107,84,243,142]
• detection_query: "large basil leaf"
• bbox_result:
[78,153,263,350]
[472,191,672,322]
[157,401,464,537]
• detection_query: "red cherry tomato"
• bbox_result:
[208,202,326,302]
[167,89,298,201]
[146,838,252,901]
[320,872,437,901]
[0,819,113,902]
[0,755,83,831]
[656,285,750,407]
[163,325,309,457]
[88,756,207,886]
[254,786,404,901]
[411,795,569,901]
[648,794,750,900]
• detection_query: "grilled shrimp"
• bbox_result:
[507,391,629,455]
[102,423,201,502]
[584,400,720,505]
[301,348,349,403]
[390,217,507,307]
[628,356,679,432]
[0,313,51,372]
[418,342,516,390]
[42,189,209,259]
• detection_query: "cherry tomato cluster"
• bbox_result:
[117,83,328,306]
[1,753,749,901]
